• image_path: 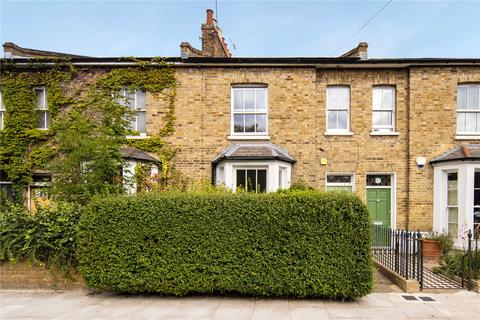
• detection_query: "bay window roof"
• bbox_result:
[430,144,480,165]
[212,143,295,165]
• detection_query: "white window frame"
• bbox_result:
[325,173,355,191]
[326,86,351,134]
[474,170,480,236]
[230,85,268,138]
[234,166,268,193]
[0,89,5,130]
[35,87,49,130]
[118,88,147,136]
[456,84,480,136]
[446,170,459,239]
[372,86,396,133]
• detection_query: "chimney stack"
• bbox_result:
[206,9,214,25]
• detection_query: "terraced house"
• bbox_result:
[1,9,479,246]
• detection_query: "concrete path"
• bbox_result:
[1,290,479,320]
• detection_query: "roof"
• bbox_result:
[3,42,90,59]
[212,143,295,164]
[430,144,480,164]
[121,147,160,163]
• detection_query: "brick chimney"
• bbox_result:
[180,9,232,58]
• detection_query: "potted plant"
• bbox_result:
[423,232,454,260]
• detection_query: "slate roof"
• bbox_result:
[121,147,160,163]
[430,144,480,164]
[212,143,295,164]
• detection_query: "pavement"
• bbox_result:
[1,289,479,320]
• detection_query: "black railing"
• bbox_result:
[371,224,423,290]
[461,229,479,291]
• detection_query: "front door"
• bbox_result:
[367,188,391,227]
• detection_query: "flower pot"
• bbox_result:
[423,239,442,259]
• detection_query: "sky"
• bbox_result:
[0,0,479,58]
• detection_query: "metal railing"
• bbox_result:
[461,229,479,291]
[371,224,423,290]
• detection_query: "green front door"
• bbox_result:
[367,188,391,227]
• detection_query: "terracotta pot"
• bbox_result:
[423,239,442,259]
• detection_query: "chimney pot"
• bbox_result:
[206,9,214,25]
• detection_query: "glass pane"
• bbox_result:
[236,170,245,190]
[338,111,348,129]
[327,88,336,109]
[0,184,14,205]
[256,114,266,133]
[457,86,467,109]
[126,91,135,109]
[337,87,349,109]
[448,223,458,238]
[327,111,337,129]
[0,112,3,130]
[327,175,352,183]
[128,118,136,131]
[475,171,480,188]
[382,88,394,109]
[45,111,50,129]
[257,169,267,193]
[137,111,147,133]
[233,90,244,111]
[37,110,46,128]
[448,207,458,238]
[255,89,266,111]
[246,170,256,192]
[366,175,391,186]
[466,113,476,132]
[244,114,255,132]
[372,88,382,110]
[136,90,146,111]
[467,86,479,110]
[457,112,466,132]
[233,115,244,133]
[381,111,392,126]
[36,89,45,109]
[448,190,458,205]
[372,111,382,126]
[244,90,255,110]
[475,190,480,207]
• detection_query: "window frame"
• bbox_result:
[230,85,268,137]
[372,85,396,133]
[118,88,147,135]
[446,170,459,238]
[234,167,268,193]
[326,85,351,134]
[0,89,4,130]
[456,84,480,136]
[325,173,355,192]
[34,87,49,130]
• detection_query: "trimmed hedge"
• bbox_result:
[78,191,373,298]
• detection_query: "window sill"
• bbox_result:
[324,132,353,136]
[36,128,49,131]
[228,135,270,140]
[370,131,400,136]
[126,134,149,139]
[455,135,480,140]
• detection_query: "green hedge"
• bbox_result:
[0,203,80,270]
[78,191,373,298]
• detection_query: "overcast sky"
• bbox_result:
[1,0,479,58]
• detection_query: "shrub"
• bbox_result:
[78,191,373,298]
[434,250,480,280]
[0,203,81,270]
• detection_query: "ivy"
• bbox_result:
[0,61,74,195]
[0,58,178,203]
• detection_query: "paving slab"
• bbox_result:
[0,290,479,320]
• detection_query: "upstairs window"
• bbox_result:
[327,86,350,133]
[457,84,480,135]
[372,86,395,132]
[231,85,268,135]
[118,88,147,134]
[35,87,49,129]
[0,89,4,130]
